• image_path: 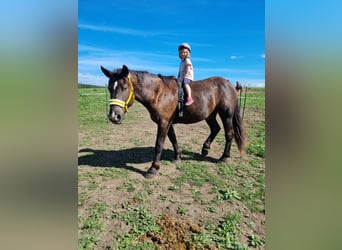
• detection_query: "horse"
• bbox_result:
[100,64,246,178]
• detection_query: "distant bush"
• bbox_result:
[78,83,102,88]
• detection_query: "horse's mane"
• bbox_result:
[135,70,149,79]
[133,70,176,87]
[158,74,177,87]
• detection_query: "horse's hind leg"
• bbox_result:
[202,114,221,156]
[168,124,181,162]
[218,113,234,162]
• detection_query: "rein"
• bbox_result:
[109,73,135,112]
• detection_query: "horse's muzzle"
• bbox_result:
[108,105,125,124]
[108,112,123,124]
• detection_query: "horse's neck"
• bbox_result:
[132,72,164,103]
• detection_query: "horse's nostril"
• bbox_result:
[115,114,121,121]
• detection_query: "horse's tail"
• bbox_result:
[233,103,246,154]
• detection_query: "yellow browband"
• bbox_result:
[109,74,134,112]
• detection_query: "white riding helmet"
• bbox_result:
[178,43,191,52]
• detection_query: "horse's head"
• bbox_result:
[100,64,134,124]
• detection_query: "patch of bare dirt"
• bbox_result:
[140,214,217,250]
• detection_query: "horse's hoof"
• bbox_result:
[201,149,209,157]
[218,157,228,163]
[144,167,157,179]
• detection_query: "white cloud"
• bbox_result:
[229,55,244,60]
[249,82,265,88]
[78,24,161,37]
[78,72,107,86]
[78,44,106,52]
[243,80,265,88]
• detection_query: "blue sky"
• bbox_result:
[78,0,265,87]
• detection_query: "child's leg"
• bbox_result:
[184,84,192,98]
[183,83,193,105]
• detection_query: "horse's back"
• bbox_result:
[191,76,236,96]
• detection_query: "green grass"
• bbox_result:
[114,206,160,250]
[175,161,225,188]
[78,88,108,127]
[185,212,251,249]
[246,120,265,157]
[78,202,107,249]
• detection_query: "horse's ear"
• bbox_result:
[122,65,129,76]
[100,65,112,78]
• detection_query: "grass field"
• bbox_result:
[78,86,265,249]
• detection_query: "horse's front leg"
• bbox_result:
[168,124,181,162]
[144,122,169,178]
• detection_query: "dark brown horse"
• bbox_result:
[101,65,246,178]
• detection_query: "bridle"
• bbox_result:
[109,73,135,112]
